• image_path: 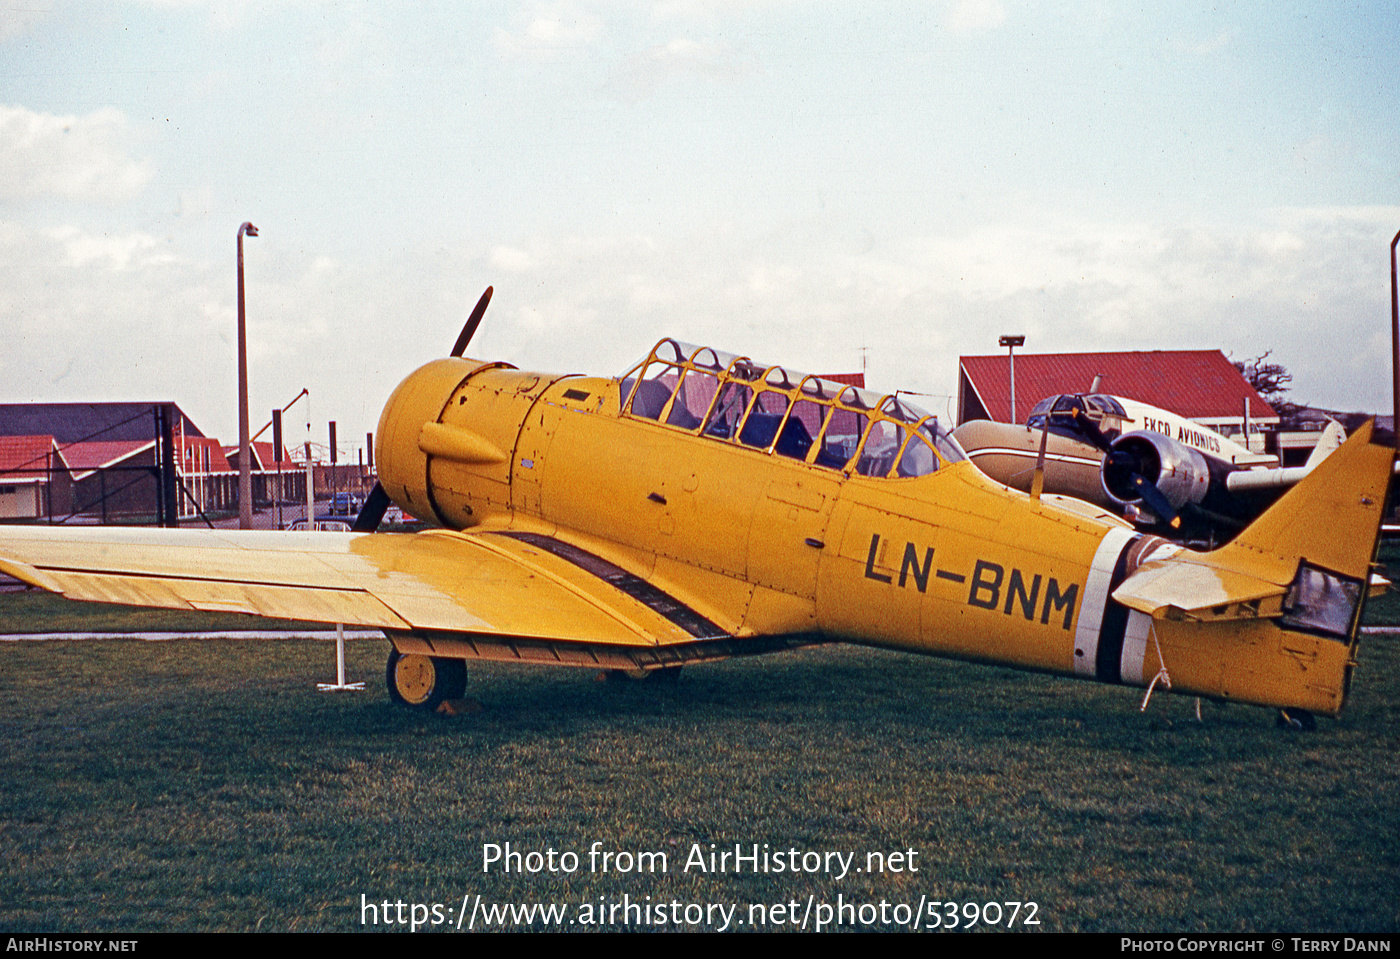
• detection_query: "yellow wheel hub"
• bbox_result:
[393,654,437,705]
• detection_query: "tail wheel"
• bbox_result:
[1275,707,1317,732]
[386,650,467,710]
[600,666,683,683]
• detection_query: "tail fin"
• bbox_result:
[1217,420,1392,584]
[1304,418,1347,469]
[1111,422,1392,719]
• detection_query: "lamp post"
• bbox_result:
[237,221,258,529]
[999,334,1026,424]
[1391,230,1399,446]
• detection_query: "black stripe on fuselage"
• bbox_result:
[1095,536,1140,685]
[492,531,727,639]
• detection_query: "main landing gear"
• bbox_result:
[386,650,467,710]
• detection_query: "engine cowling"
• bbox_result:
[376,357,561,530]
[1100,430,1214,511]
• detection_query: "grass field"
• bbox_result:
[0,632,1396,933]
[1,540,1397,933]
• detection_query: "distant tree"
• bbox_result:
[1340,411,1371,433]
[1233,350,1304,427]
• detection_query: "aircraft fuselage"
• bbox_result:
[374,351,1363,718]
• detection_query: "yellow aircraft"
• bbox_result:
[0,290,1392,729]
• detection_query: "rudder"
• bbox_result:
[1216,421,1393,585]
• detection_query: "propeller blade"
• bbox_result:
[1030,420,1050,500]
[450,286,494,358]
[1130,474,1182,530]
[1072,407,1115,453]
[359,284,490,535]
[352,482,392,533]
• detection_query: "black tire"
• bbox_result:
[1275,707,1316,732]
[386,650,467,710]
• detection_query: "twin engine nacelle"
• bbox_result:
[1100,430,1227,512]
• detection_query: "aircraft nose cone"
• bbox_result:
[375,357,479,525]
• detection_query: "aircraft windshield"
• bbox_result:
[1027,394,1126,434]
[619,339,965,478]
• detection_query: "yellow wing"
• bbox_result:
[0,525,729,649]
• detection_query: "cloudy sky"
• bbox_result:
[2,1,1397,460]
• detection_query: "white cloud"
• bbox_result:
[132,0,277,31]
[41,226,177,271]
[0,219,489,447]
[450,210,1399,417]
[1166,29,1234,57]
[0,223,225,420]
[1,206,1393,457]
[0,0,50,41]
[0,105,152,203]
[650,0,793,19]
[493,1,605,59]
[489,245,540,273]
[945,0,1007,36]
[604,36,759,99]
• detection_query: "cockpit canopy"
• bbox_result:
[1026,393,1127,441]
[619,339,964,479]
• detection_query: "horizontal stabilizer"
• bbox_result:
[1223,420,1349,493]
[1112,558,1285,621]
[1116,422,1393,625]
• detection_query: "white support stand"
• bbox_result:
[304,443,315,524]
[318,623,366,692]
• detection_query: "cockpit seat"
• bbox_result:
[629,379,674,420]
[774,416,813,461]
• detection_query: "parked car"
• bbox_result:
[284,518,352,532]
[328,492,361,515]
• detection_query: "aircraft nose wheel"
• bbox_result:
[387,650,467,710]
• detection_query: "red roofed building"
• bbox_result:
[0,435,73,519]
[60,439,159,522]
[0,403,304,523]
[181,435,232,475]
[957,351,1277,439]
[63,439,155,477]
[223,441,290,472]
[254,440,287,470]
